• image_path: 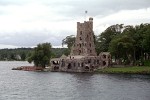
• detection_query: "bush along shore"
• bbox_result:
[95,66,150,75]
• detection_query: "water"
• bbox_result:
[0,61,150,100]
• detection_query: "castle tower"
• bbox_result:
[71,17,97,56]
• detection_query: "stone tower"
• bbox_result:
[71,17,97,56]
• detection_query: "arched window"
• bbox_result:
[68,63,72,69]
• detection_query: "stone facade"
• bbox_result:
[50,18,111,72]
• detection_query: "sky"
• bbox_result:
[0,0,150,49]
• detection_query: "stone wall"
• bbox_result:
[50,53,111,72]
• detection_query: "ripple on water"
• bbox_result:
[0,61,150,100]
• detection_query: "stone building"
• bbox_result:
[50,18,111,72]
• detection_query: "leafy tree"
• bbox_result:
[28,43,52,68]
[62,35,75,55]
[141,24,150,59]
[96,24,123,54]
[108,23,150,65]
[62,35,75,49]
[109,34,135,64]
[143,30,150,54]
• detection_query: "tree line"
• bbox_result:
[63,23,150,66]
[0,48,32,61]
[0,47,67,61]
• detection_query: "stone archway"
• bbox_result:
[102,61,106,66]
[85,66,90,71]
[67,63,72,69]
[54,66,59,71]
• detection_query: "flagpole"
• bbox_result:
[85,10,87,21]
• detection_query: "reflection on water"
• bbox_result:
[0,61,150,100]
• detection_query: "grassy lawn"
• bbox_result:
[96,66,150,74]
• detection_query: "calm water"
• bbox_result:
[0,61,150,100]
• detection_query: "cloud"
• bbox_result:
[0,0,150,48]
[94,8,150,34]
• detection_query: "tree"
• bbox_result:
[28,43,52,68]
[143,29,150,55]
[109,34,135,65]
[96,24,123,54]
[62,35,75,49]
[62,35,75,55]
[139,24,150,59]
[108,23,150,65]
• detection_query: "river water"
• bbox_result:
[0,61,150,100]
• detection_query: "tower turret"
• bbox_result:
[71,17,96,56]
[89,17,93,22]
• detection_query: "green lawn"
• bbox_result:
[96,66,150,74]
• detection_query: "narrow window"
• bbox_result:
[87,35,89,38]
[89,43,91,47]
[81,63,84,67]
[78,63,80,67]
[74,63,76,67]
[79,50,81,55]
[80,31,82,35]
[79,44,81,48]
[97,60,99,64]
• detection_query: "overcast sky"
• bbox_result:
[0,0,150,49]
